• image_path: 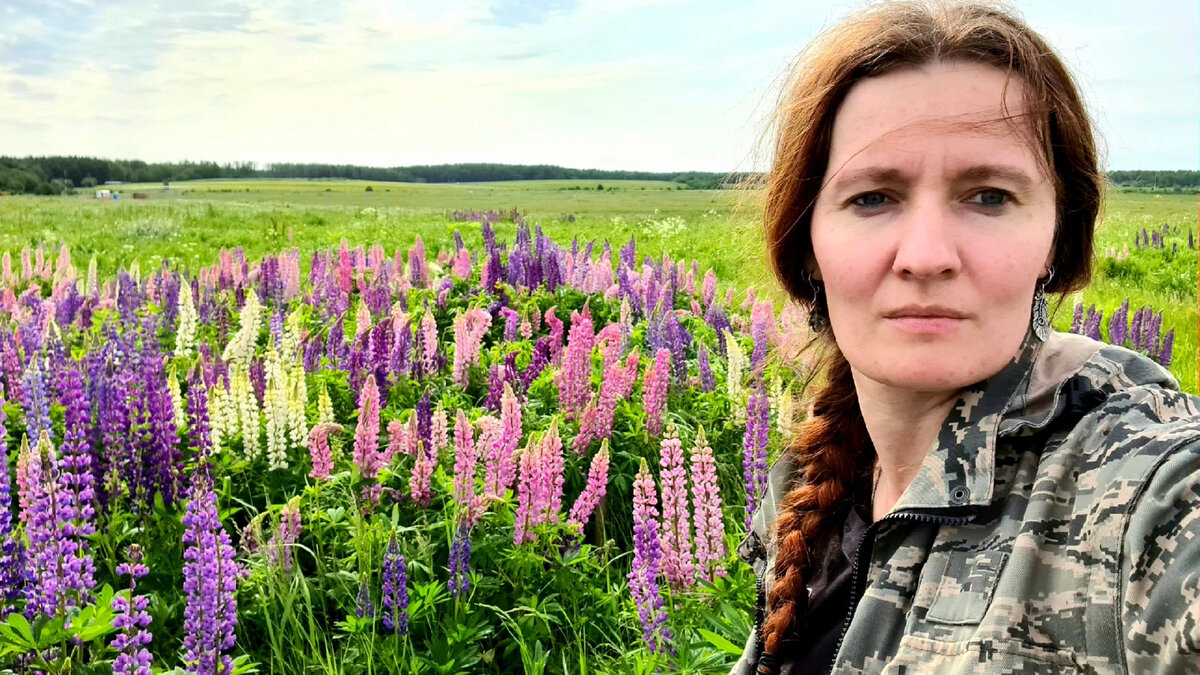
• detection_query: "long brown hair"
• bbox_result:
[758,0,1102,667]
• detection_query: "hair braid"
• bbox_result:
[760,348,872,664]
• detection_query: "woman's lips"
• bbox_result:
[885,316,966,334]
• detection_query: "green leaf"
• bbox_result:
[698,628,743,656]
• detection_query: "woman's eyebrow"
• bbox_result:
[953,164,1037,192]
[826,167,907,193]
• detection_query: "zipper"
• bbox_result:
[753,573,767,664]
[828,509,977,674]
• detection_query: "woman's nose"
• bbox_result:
[891,199,962,279]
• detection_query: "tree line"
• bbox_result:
[1,155,1195,196]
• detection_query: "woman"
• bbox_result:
[733,2,1200,674]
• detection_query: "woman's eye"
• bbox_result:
[851,192,889,209]
[968,189,1011,207]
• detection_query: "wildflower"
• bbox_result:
[627,458,672,654]
[381,533,409,635]
[658,423,694,589]
[410,439,434,508]
[689,426,725,581]
[263,351,289,471]
[181,471,241,675]
[317,382,335,427]
[0,387,22,607]
[307,423,341,479]
[175,280,197,358]
[355,576,376,619]
[267,496,302,574]
[642,348,670,436]
[452,410,480,525]
[448,523,472,596]
[559,307,595,416]
[112,544,153,675]
[566,440,610,538]
[743,387,770,531]
[222,290,262,366]
[1108,299,1130,347]
[697,344,715,393]
[451,308,492,387]
[1159,329,1175,367]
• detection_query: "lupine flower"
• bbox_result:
[697,344,715,393]
[353,374,382,477]
[689,426,725,581]
[658,423,695,589]
[724,330,746,422]
[263,351,290,471]
[307,423,342,479]
[572,395,598,455]
[112,544,153,675]
[355,575,376,618]
[432,404,449,458]
[419,309,438,374]
[222,289,262,366]
[452,410,480,525]
[447,523,472,596]
[1159,328,1175,367]
[628,458,672,654]
[181,471,241,675]
[642,348,670,436]
[1108,299,1130,347]
[317,382,335,427]
[513,421,564,544]
[0,386,22,607]
[381,533,409,635]
[742,387,770,531]
[566,440,610,538]
[54,365,96,594]
[451,308,492,387]
[267,496,302,574]
[559,307,595,416]
[410,439,434,508]
[22,356,52,445]
[287,365,308,448]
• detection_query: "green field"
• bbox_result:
[1,179,1195,392]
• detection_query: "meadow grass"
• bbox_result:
[0,180,1194,391]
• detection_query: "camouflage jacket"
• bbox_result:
[731,330,1200,674]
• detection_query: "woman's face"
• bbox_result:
[809,61,1058,393]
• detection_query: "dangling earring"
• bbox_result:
[1031,266,1054,342]
[801,268,829,334]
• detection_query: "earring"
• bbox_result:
[1031,267,1054,342]
[801,269,829,334]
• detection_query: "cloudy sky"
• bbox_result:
[1,0,1196,173]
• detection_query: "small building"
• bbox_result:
[95,189,112,199]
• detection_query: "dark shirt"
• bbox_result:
[783,499,872,675]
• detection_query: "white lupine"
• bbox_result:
[356,301,372,338]
[166,366,186,427]
[768,374,783,425]
[724,329,747,424]
[281,306,304,363]
[778,386,794,440]
[223,290,263,365]
[129,259,141,283]
[85,256,98,295]
[208,383,228,450]
[317,382,335,427]
[174,280,197,358]
[231,365,261,460]
[263,349,289,470]
[287,365,308,448]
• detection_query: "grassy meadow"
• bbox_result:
[0,179,1195,392]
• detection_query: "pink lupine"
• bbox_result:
[658,423,694,589]
[513,442,537,545]
[410,440,434,508]
[353,375,382,480]
[512,421,565,545]
[452,411,479,524]
[451,248,472,280]
[690,425,726,581]
[452,308,492,387]
[567,440,610,538]
[572,395,598,456]
[307,423,342,479]
[337,240,353,294]
[420,311,438,374]
[432,406,448,458]
[497,384,521,492]
[559,307,594,417]
[642,348,671,437]
[544,307,564,365]
[478,416,505,499]
[596,346,639,440]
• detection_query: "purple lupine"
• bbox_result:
[111,544,153,675]
[22,355,52,444]
[743,387,770,531]
[142,356,182,508]
[381,533,409,635]
[1085,306,1103,342]
[447,523,472,596]
[1130,307,1144,351]
[21,431,80,617]
[355,576,376,619]
[1108,299,1130,347]
[658,423,695,590]
[566,441,610,538]
[642,348,671,437]
[1145,310,1163,360]
[1069,301,1084,335]
[0,385,22,607]
[187,374,213,459]
[181,470,241,675]
[697,344,715,393]
[627,458,672,654]
[53,365,96,596]
[689,425,725,581]
[1159,328,1175,367]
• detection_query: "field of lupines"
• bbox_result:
[0,215,818,673]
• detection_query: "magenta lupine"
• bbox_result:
[540,421,565,522]
[479,416,506,500]
[512,421,565,544]
[572,395,598,455]
[658,423,695,589]
[689,425,725,581]
[111,544,153,675]
[307,423,341,479]
[497,384,521,493]
[642,348,671,436]
[381,533,409,635]
[513,440,538,545]
[181,471,241,675]
[544,306,564,365]
[452,410,480,525]
[566,440,610,538]
[628,458,672,654]
[559,307,595,416]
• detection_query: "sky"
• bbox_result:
[1,0,1196,173]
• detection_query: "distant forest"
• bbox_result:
[0,155,1196,195]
